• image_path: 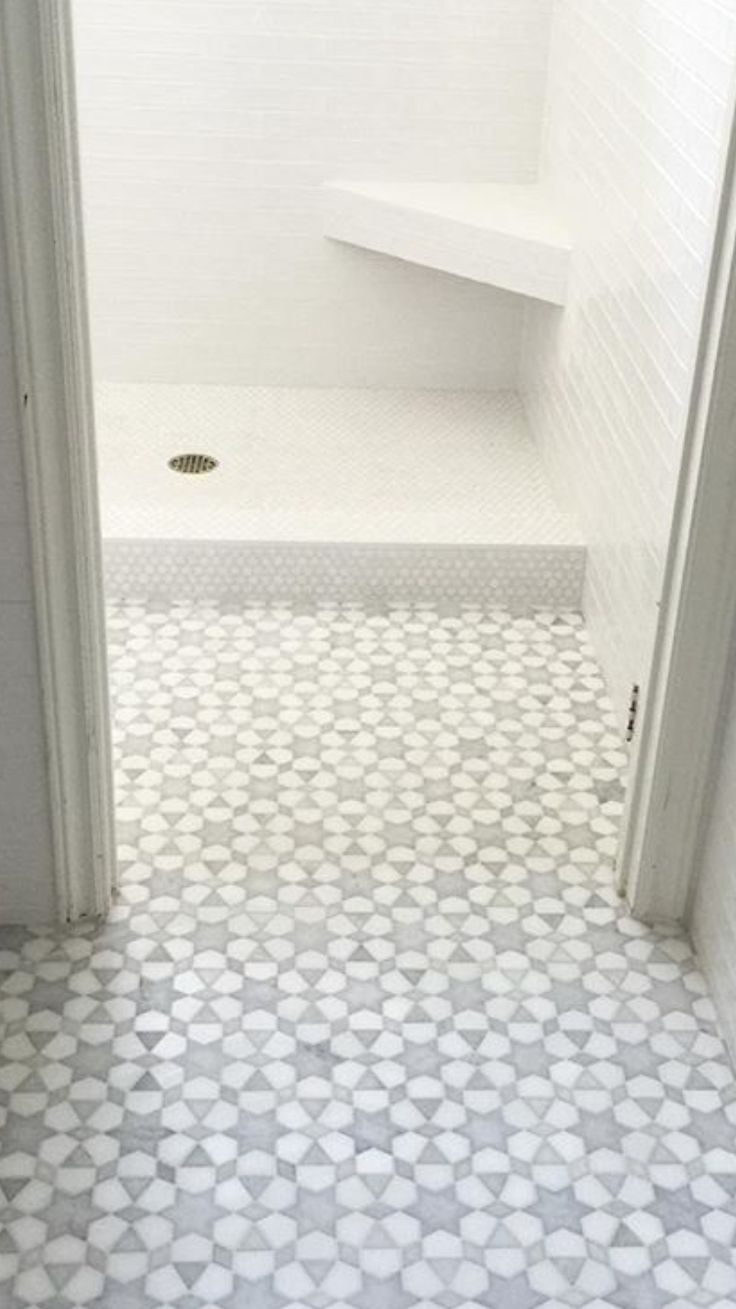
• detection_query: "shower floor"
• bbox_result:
[97,385,585,606]
[0,600,735,1308]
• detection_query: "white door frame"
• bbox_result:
[617,94,736,924]
[0,0,115,921]
[3,0,736,925]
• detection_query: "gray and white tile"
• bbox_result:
[0,601,734,1309]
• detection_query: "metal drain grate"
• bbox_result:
[168,452,219,475]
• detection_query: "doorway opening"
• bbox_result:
[3,1,736,1303]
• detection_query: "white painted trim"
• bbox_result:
[0,0,115,920]
[618,102,736,924]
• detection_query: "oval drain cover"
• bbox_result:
[168,453,218,475]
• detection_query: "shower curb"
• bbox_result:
[104,538,586,609]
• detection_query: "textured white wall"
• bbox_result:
[0,201,56,924]
[522,0,736,721]
[72,0,553,388]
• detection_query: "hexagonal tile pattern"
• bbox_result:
[0,601,735,1309]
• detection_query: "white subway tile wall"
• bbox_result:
[521,0,736,721]
[0,205,56,924]
[72,0,553,388]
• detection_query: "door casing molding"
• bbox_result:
[617,85,736,924]
[0,0,115,921]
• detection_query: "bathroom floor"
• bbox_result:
[1,601,735,1309]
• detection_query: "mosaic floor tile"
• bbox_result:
[1,601,735,1309]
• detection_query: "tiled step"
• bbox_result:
[104,538,585,607]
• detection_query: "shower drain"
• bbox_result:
[168,452,219,475]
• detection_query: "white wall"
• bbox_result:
[0,201,56,925]
[522,0,736,721]
[72,0,553,389]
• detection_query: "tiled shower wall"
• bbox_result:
[522,0,736,723]
[0,200,56,924]
[72,0,552,389]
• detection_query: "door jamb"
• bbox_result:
[0,0,115,921]
[617,96,736,924]
[4,0,736,924]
